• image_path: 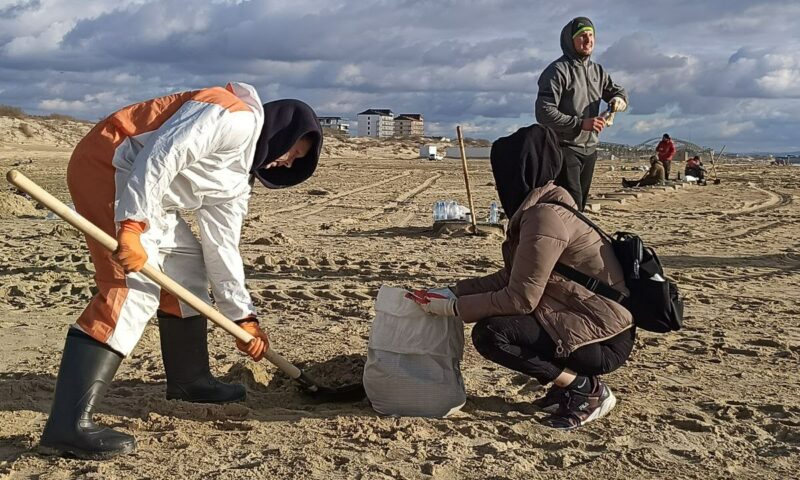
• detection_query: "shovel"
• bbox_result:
[6,169,365,403]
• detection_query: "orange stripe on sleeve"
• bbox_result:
[109,90,200,137]
[192,86,251,113]
[108,86,249,138]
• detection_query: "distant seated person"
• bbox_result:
[684,155,706,184]
[622,156,665,188]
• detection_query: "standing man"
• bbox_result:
[656,133,676,179]
[536,16,628,211]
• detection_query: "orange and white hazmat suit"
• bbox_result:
[67,82,263,355]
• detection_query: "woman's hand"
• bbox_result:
[428,286,458,299]
[405,289,457,317]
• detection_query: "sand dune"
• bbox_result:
[0,120,798,479]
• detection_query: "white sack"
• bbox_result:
[363,286,466,417]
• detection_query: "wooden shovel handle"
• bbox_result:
[6,169,301,378]
[456,126,479,233]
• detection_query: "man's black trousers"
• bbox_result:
[555,147,597,211]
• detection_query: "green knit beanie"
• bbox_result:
[571,17,594,38]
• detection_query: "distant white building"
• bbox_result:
[317,116,350,134]
[394,114,424,137]
[357,109,394,137]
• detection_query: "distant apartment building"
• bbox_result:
[317,116,350,134]
[357,109,394,137]
[394,114,424,137]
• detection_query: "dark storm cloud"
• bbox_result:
[0,0,41,19]
[504,57,548,75]
[0,0,798,151]
[599,33,689,71]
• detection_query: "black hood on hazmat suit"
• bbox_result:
[251,99,323,189]
[489,124,563,218]
[560,16,594,61]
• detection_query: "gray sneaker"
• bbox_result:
[539,379,617,430]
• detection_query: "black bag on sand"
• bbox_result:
[546,201,684,333]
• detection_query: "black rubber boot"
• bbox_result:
[158,313,246,403]
[39,329,136,460]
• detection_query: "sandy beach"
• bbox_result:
[0,119,798,479]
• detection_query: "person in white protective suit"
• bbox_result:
[38,83,323,460]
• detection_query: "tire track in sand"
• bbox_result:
[651,221,783,248]
[721,185,793,217]
[357,172,443,223]
[272,172,411,217]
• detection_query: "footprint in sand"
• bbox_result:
[756,403,799,417]
[77,263,93,273]
[261,290,292,301]
[295,256,316,267]
[8,285,29,297]
[287,290,317,301]
[254,255,275,266]
[746,338,784,349]
[213,419,254,432]
[764,422,800,444]
[70,285,92,297]
[622,447,677,473]
[669,417,714,432]
[341,290,372,300]
[720,346,760,357]
[49,283,71,294]
[316,291,344,301]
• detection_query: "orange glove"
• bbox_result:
[236,317,270,362]
[114,220,148,273]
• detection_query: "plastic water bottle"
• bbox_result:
[435,200,445,221]
[446,200,457,220]
[488,202,499,224]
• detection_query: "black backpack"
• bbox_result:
[545,201,684,333]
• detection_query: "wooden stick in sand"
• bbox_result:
[709,145,725,184]
[456,126,479,234]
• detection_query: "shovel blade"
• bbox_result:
[294,370,365,402]
[302,382,366,402]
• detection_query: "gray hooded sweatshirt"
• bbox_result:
[535,20,627,155]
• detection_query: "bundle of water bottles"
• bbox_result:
[433,200,500,224]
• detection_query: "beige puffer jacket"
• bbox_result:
[453,182,633,357]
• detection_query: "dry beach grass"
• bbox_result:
[0,118,798,479]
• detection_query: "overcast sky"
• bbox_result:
[1,0,798,152]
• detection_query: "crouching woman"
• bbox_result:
[409,126,635,430]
